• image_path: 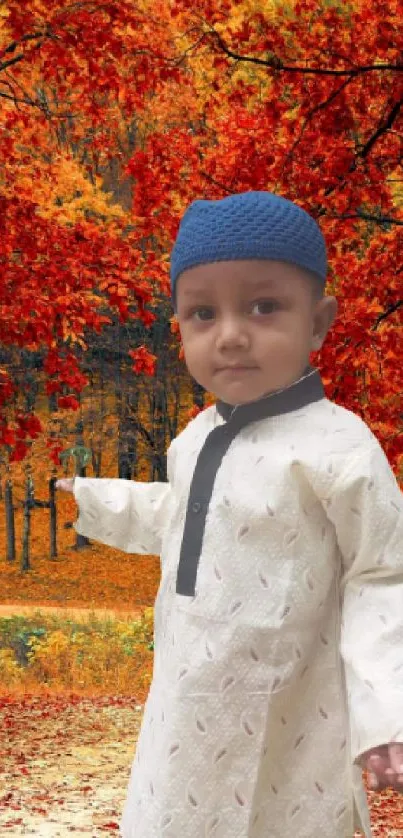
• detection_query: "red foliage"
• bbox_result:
[0,0,401,478]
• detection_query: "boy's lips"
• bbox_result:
[218,365,257,372]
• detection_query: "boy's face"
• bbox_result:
[175,259,338,404]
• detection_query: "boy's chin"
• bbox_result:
[204,374,277,405]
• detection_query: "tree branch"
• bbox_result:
[374,300,402,329]
[199,170,237,194]
[330,212,403,226]
[0,90,36,106]
[334,299,402,366]
[0,86,77,117]
[209,29,402,76]
[322,97,402,200]
[210,28,403,208]
[0,53,26,73]
[127,413,155,449]
[277,75,354,182]
[358,98,403,158]
[0,31,47,56]
[0,33,47,74]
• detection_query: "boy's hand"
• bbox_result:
[360,743,403,792]
[55,477,75,493]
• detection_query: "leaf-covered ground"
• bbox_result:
[0,693,141,836]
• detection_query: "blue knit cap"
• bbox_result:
[170,191,327,310]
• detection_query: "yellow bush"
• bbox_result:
[27,629,73,682]
[20,616,154,695]
[0,648,23,685]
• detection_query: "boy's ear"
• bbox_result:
[311,296,338,351]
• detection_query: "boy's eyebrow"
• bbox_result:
[181,277,281,297]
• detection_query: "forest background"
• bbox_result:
[0,0,402,834]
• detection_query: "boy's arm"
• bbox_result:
[325,438,403,766]
[72,442,176,555]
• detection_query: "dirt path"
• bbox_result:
[0,604,145,622]
[0,693,142,837]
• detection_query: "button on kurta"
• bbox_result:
[176,368,326,601]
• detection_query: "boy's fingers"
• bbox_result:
[55,478,74,491]
[367,753,386,768]
[364,752,387,774]
[362,746,403,791]
[388,743,403,775]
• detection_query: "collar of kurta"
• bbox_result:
[215,364,324,424]
[176,364,326,597]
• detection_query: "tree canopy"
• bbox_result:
[0,0,401,473]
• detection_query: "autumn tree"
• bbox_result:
[128,0,403,471]
[0,0,402,477]
[0,0,179,464]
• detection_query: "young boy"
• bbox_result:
[56,191,403,838]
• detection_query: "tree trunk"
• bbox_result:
[5,479,16,563]
[21,476,33,572]
[73,411,90,550]
[49,476,57,560]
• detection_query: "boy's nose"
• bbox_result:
[215,316,250,342]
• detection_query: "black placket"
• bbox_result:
[176,366,325,596]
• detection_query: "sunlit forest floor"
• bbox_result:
[0,692,141,835]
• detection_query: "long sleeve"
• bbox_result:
[72,442,176,555]
[325,438,403,763]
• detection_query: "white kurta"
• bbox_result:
[73,375,403,838]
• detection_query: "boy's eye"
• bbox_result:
[190,300,279,321]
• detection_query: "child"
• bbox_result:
[56,191,403,838]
